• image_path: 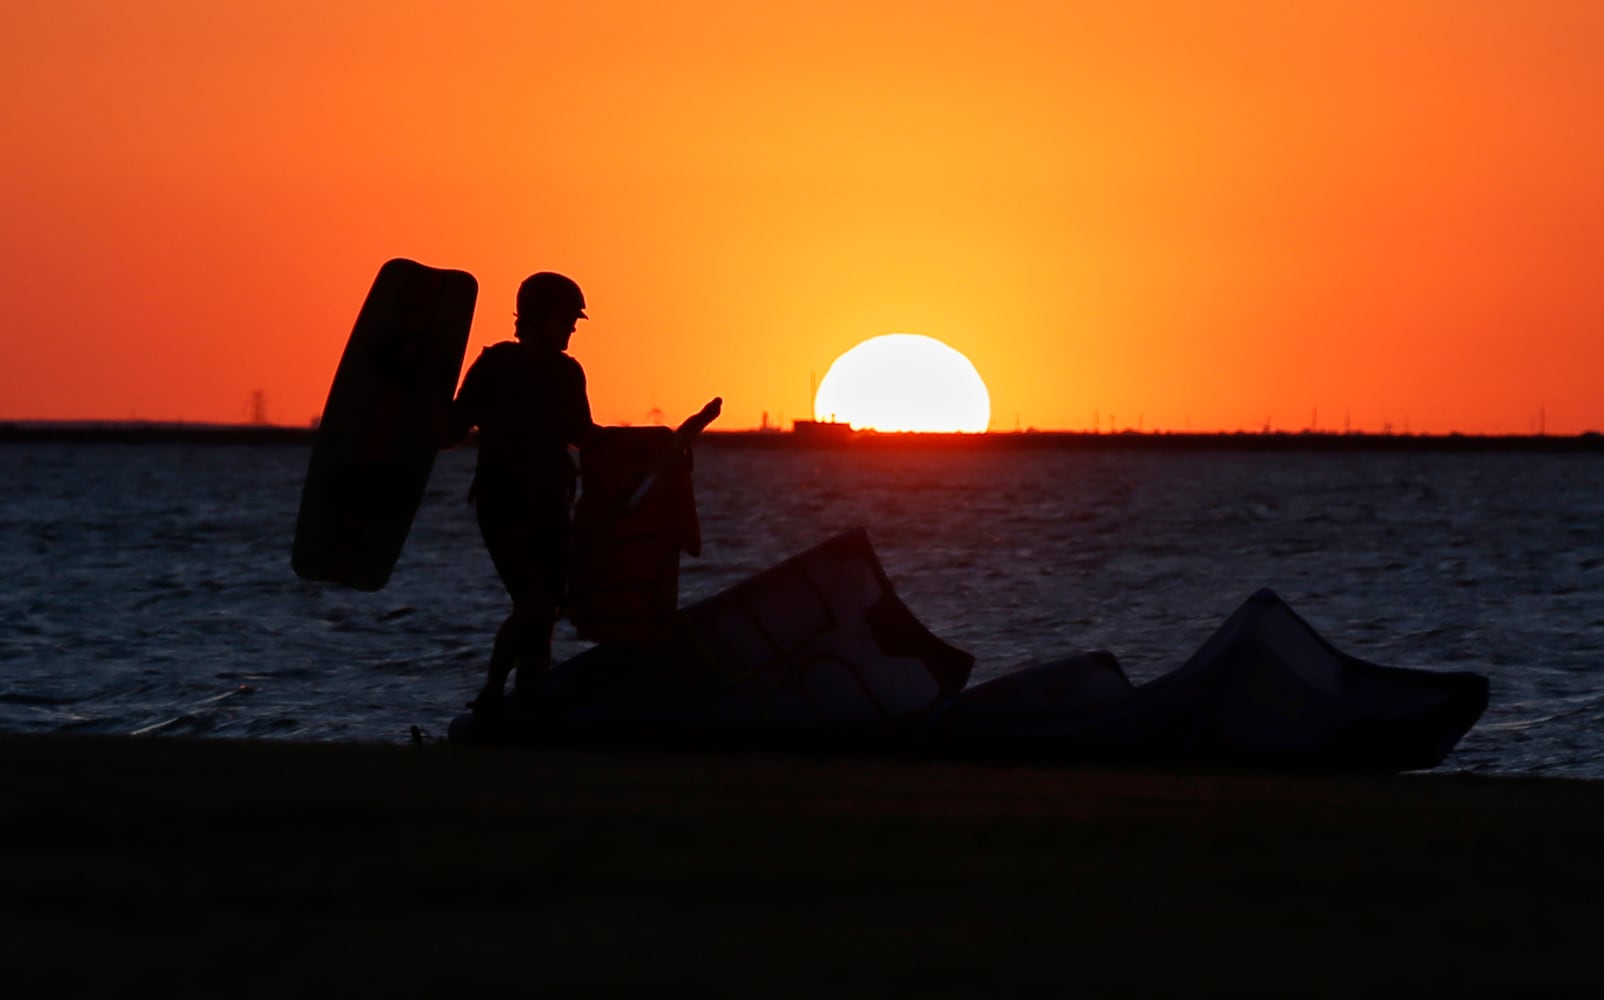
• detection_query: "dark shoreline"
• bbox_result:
[3,733,1601,993]
[5,419,1602,452]
[0,421,318,446]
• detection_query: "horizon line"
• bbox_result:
[3,418,1600,445]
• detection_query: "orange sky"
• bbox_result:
[3,0,1602,433]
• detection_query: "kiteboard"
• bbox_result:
[292,258,477,590]
[568,398,721,643]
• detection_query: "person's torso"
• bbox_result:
[462,343,588,496]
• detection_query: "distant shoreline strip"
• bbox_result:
[3,421,1602,452]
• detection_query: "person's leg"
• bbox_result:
[508,493,572,708]
[507,575,562,710]
[472,593,553,707]
[472,488,571,711]
[472,610,522,706]
[473,494,535,708]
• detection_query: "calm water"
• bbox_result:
[2,441,1602,777]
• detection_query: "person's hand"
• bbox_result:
[429,396,458,450]
[683,397,722,433]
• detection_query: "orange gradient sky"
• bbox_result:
[3,1,1602,433]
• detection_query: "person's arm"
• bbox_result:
[565,360,604,449]
[439,351,486,448]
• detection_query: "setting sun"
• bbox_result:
[813,334,991,433]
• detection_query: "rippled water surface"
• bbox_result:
[3,441,1602,777]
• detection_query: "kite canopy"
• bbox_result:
[535,528,974,741]
[451,534,1488,772]
[930,589,1489,772]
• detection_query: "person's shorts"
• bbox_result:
[474,488,572,610]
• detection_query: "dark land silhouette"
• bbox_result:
[7,420,1601,453]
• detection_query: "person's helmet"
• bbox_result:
[516,272,587,320]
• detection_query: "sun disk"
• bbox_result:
[813,334,991,433]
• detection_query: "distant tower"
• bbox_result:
[247,390,268,426]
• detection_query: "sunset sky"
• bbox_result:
[3,1,1601,433]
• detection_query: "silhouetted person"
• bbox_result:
[444,272,598,712]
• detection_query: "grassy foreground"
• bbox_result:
[2,735,1601,996]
